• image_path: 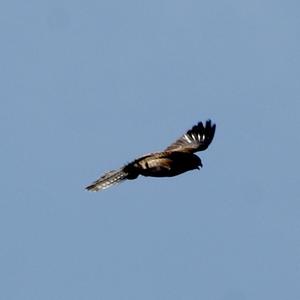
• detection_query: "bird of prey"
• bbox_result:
[86,120,216,191]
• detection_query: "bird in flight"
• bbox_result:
[86,120,216,191]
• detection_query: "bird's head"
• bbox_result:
[193,155,203,170]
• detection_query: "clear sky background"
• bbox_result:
[1,0,300,299]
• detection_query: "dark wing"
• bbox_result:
[164,120,216,153]
[85,168,129,191]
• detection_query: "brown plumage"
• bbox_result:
[86,120,216,191]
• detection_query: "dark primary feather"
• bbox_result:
[164,120,216,153]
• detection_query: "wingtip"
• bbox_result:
[197,119,215,128]
[205,119,214,126]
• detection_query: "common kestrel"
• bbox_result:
[86,120,216,191]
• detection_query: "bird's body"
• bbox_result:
[127,151,202,178]
[86,120,216,191]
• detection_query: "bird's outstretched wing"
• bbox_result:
[164,120,216,153]
[85,168,128,191]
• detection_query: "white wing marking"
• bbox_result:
[184,134,192,143]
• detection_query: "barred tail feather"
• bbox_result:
[85,168,128,191]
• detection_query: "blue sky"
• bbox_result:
[1,0,300,299]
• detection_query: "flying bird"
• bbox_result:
[86,120,216,191]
